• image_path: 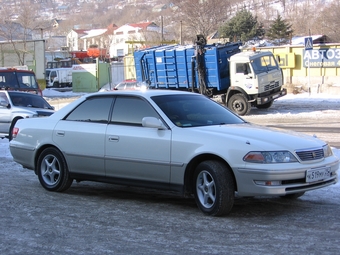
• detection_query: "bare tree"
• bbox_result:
[313,1,340,41]
[171,0,233,42]
[0,1,44,65]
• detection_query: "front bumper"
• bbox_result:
[234,159,339,197]
[256,88,287,105]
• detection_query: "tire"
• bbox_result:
[8,118,21,141]
[255,101,273,109]
[37,147,73,192]
[227,93,251,116]
[280,192,305,199]
[194,160,235,216]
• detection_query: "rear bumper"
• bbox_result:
[9,143,36,170]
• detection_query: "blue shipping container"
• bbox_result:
[134,42,241,93]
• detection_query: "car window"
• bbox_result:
[8,92,53,109]
[16,72,39,89]
[152,94,244,127]
[0,92,9,105]
[111,96,159,126]
[65,97,113,123]
[0,72,19,88]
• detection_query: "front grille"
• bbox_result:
[264,81,280,92]
[295,148,324,161]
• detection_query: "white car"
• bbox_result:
[0,91,55,140]
[9,90,339,216]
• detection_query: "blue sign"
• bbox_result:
[303,48,340,68]
[304,37,313,50]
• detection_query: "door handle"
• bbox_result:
[108,136,119,142]
[56,130,65,136]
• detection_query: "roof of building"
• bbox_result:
[291,35,332,45]
[129,22,157,30]
[80,29,108,39]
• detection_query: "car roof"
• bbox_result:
[0,69,35,74]
[7,91,41,97]
[50,90,203,120]
[93,89,200,98]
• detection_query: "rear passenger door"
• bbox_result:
[53,96,113,176]
[105,96,171,184]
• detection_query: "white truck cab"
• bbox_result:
[46,68,72,88]
[226,49,286,115]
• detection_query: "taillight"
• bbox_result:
[12,127,19,139]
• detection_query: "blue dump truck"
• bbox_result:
[134,38,287,115]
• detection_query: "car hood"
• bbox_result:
[12,106,54,116]
[35,109,55,116]
[192,122,326,151]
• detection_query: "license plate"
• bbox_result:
[306,167,331,182]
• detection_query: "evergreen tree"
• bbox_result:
[218,10,265,43]
[266,14,293,45]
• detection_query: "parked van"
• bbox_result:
[0,67,42,96]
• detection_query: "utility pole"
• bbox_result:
[180,21,182,45]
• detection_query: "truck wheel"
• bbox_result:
[227,94,251,116]
[256,101,273,109]
[194,160,235,216]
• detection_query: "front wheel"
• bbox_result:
[227,93,251,116]
[194,160,235,216]
[37,147,73,192]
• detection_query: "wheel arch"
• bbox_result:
[34,144,65,175]
[8,116,24,140]
[183,153,237,196]
[226,87,249,102]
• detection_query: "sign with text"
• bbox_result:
[303,48,340,68]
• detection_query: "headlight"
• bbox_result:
[243,151,298,163]
[323,144,333,158]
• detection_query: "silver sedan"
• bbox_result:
[9,90,339,216]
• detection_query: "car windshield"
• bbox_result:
[16,72,39,89]
[9,92,53,109]
[152,94,245,127]
[251,55,279,74]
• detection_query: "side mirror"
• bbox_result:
[142,117,167,130]
[0,100,10,108]
[277,55,281,63]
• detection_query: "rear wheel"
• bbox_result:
[37,147,73,192]
[194,160,235,216]
[227,93,251,116]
